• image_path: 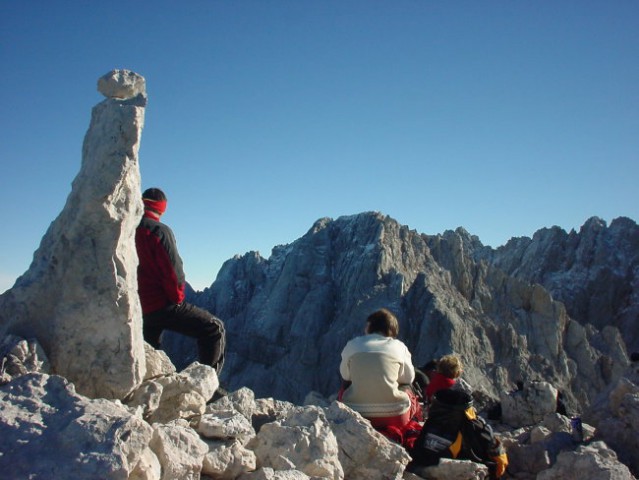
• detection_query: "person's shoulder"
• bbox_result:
[139,217,175,238]
[389,337,410,350]
[346,334,368,346]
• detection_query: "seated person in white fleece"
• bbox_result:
[339,308,419,429]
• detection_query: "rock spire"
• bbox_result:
[0,69,147,399]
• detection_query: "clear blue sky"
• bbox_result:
[1,1,638,292]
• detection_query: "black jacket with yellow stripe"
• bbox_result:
[410,389,508,478]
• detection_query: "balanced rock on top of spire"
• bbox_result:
[97,69,146,100]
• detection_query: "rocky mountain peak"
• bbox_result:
[165,213,636,419]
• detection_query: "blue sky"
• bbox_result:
[1,1,638,292]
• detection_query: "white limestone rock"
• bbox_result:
[0,70,147,399]
[125,379,164,418]
[530,425,552,443]
[410,458,489,480]
[129,447,162,480]
[202,438,257,479]
[151,388,207,424]
[127,361,219,423]
[252,405,344,480]
[249,396,297,433]
[144,342,176,380]
[238,467,311,479]
[537,441,635,480]
[207,386,257,420]
[501,381,559,427]
[98,69,146,99]
[0,373,154,479]
[541,412,573,434]
[196,408,255,444]
[179,362,220,400]
[149,419,209,480]
[325,401,410,480]
[0,334,50,383]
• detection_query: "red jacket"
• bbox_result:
[135,213,185,314]
[425,372,456,402]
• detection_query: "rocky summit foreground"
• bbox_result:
[1,335,638,479]
[0,70,638,479]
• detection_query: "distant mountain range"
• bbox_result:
[168,213,637,413]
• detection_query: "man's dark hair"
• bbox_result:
[142,187,167,201]
[366,308,399,338]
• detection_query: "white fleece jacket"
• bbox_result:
[339,333,415,418]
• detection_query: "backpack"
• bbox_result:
[410,389,505,468]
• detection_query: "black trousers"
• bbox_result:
[143,302,225,374]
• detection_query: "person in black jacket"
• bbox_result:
[135,187,225,374]
[409,389,509,479]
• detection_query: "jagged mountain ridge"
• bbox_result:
[171,212,636,411]
[487,216,639,351]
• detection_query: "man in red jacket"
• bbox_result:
[135,187,225,374]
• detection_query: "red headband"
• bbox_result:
[143,198,167,214]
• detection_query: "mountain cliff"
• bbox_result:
[170,212,636,412]
[486,216,639,351]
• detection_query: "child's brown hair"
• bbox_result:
[437,354,462,379]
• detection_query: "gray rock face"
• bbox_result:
[184,213,632,413]
[487,217,639,352]
[501,381,559,428]
[536,441,635,480]
[0,373,154,479]
[0,334,50,383]
[584,362,639,474]
[0,70,147,399]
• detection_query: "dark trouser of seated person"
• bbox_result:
[339,308,421,429]
[135,187,226,373]
[143,302,225,373]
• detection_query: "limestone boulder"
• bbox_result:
[127,362,219,424]
[501,381,559,427]
[251,405,344,480]
[196,408,256,444]
[238,467,311,479]
[207,386,258,420]
[0,334,50,384]
[0,373,154,479]
[98,69,146,99]
[537,441,635,480]
[129,447,162,480]
[504,441,552,476]
[250,396,297,432]
[201,438,257,479]
[144,343,176,380]
[584,373,639,474]
[325,401,410,480]
[0,70,147,399]
[409,458,489,480]
[149,419,208,480]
